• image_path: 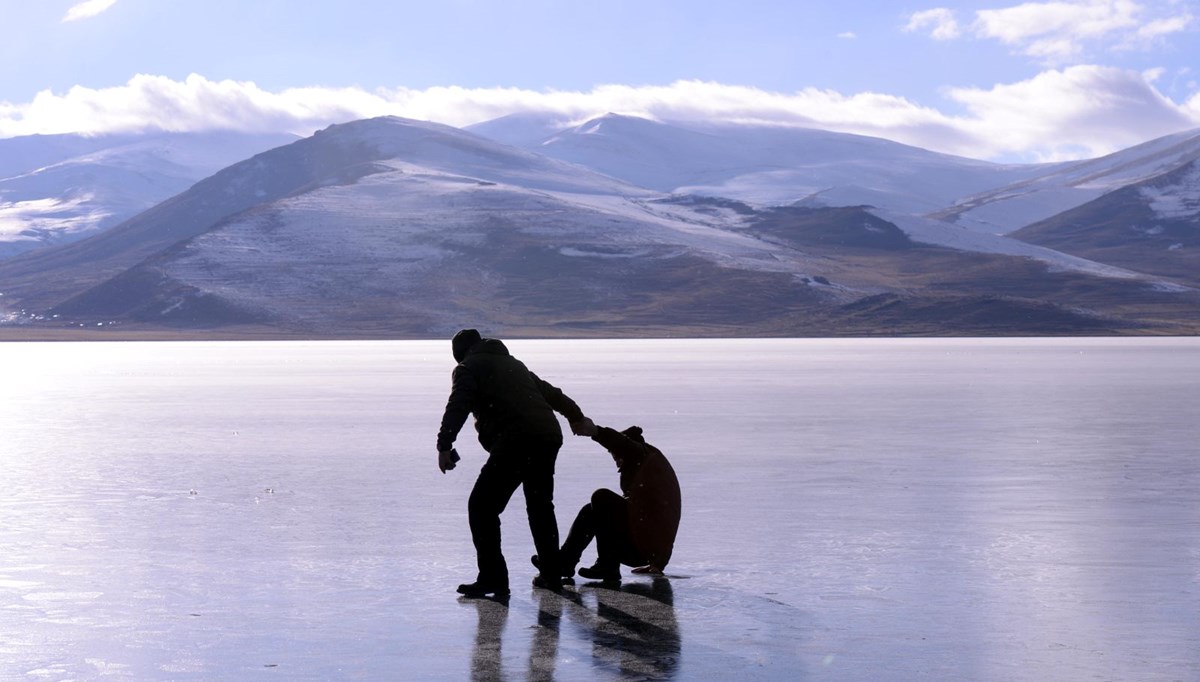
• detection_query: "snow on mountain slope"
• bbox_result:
[936,128,1200,234]
[1139,161,1200,220]
[0,117,694,317]
[0,154,197,249]
[471,113,1049,214]
[48,154,1174,336]
[0,131,297,258]
[1008,159,1200,287]
[313,116,652,197]
[876,210,1155,283]
[0,116,665,309]
[678,121,1052,213]
[8,114,1198,336]
[0,133,136,179]
[106,164,821,331]
[465,112,577,149]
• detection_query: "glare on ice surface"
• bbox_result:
[0,338,1198,680]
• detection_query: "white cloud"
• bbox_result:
[63,0,118,22]
[905,8,963,40]
[1135,12,1194,40]
[974,0,1141,44]
[909,0,1192,62]
[0,71,1196,162]
[838,31,858,39]
[945,64,1198,160]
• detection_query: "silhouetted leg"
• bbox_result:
[591,488,632,570]
[559,501,597,573]
[469,457,523,586]
[522,439,562,582]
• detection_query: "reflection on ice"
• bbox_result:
[464,578,681,681]
[580,579,680,679]
[0,338,1198,680]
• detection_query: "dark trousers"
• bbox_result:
[561,488,646,570]
[468,436,562,585]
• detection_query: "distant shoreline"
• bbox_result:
[2,327,1195,342]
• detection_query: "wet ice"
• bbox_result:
[1,338,1198,680]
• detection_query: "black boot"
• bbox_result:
[531,554,576,579]
[531,574,563,593]
[578,563,621,582]
[457,578,510,598]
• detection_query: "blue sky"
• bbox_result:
[1,0,1198,161]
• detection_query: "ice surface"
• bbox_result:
[1,339,1198,680]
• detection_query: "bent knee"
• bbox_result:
[591,488,623,507]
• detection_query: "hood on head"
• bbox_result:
[452,328,482,362]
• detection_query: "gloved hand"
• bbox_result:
[570,417,598,437]
[438,448,460,474]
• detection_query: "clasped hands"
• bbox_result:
[570,417,598,437]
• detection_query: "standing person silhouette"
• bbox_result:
[436,329,594,597]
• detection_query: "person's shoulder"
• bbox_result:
[476,338,511,356]
[455,354,490,376]
[645,444,674,469]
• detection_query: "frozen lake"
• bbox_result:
[1,338,1198,680]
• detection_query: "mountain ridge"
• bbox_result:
[2,115,1199,337]
[0,130,297,258]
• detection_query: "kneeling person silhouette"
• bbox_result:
[537,424,681,582]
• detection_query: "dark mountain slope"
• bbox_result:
[1012,160,1200,287]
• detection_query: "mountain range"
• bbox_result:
[0,131,297,259]
[0,114,1197,338]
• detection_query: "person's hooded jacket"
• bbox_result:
[437,333,584,454]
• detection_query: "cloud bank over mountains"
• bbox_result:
[4,1,1197,162]
[0,69,1197,163]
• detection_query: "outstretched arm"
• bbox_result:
[436,365,476,452]
[592,426,645,463]
[530,371,591,432]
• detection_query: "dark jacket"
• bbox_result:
[437,338,584,453]
[593,426,682,569]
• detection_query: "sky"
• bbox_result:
[0,0,1198,162]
